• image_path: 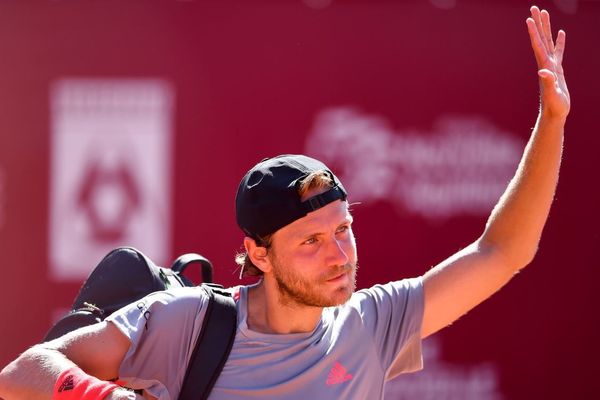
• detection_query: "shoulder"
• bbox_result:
[133,286,211,313]
[146,285,211,304]
[324,278,423,325]
[349,277,424,307]
[333,278,424,353]
[106,286,211,333]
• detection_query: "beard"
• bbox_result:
[270,257,358,308]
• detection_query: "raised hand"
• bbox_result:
[527,6,570,120]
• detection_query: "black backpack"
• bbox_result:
[43,246,237,400]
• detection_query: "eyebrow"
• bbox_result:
[296,215,354,240]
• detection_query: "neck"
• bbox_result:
[247,280,323,334]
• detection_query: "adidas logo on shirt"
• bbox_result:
[326,362,353,386]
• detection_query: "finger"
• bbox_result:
[530,6,549,53]
[555,29,566,66]
[541,9,555,53]
[526,17,545,67]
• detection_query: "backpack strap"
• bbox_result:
[171,253,214,284]
[178,285,237,400]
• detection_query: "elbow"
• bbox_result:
[504,241,539,271]
[0,348,26,378]
[519,245,539,268]
[0,368,7,395]
[0,350,26,396]
[478,237,539,274]
[0,345,63,396]
[513,241,539,271]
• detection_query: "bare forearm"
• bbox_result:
[481,111,565,268]
[421,112,565,337]
[1,322,133,399]
[0,346,135,400]
[0,345,76,400]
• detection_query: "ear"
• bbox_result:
[244,237,272,273]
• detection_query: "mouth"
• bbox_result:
[326,271,348,283]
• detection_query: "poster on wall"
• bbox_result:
[48,78,174,281]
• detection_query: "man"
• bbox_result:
[0,5,569,400]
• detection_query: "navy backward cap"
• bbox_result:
[235,154,348,239]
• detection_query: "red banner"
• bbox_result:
[0,1,597,398]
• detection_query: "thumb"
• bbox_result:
[538,69,557,90]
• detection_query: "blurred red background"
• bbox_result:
[0,1,598,398]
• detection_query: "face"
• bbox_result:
[266,199,358,308]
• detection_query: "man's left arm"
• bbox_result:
[421,6,570,338]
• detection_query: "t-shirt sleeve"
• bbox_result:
[353,277,424,379]
[106,286,209,400]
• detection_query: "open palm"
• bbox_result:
[527,6,570,119]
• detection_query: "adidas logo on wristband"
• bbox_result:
[58,374,75,392]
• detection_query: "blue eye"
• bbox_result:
[336,225,350,234]
[303,237,317,245]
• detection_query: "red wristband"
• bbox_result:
[53,367,120,400]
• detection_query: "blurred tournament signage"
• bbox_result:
[49,79,174,280]
[306,107,523,220]
[385,338,503,399]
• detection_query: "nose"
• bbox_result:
[326,236,349,267]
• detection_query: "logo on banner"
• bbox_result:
[78,156,140,242]
[386,338,503,399]
[305,107,523,219]
[49,79,174,280]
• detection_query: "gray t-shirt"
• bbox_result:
[107,278,424,400]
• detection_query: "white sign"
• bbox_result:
[306,107,523,219]
[49,79,174,280]
[385,338,503,399]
